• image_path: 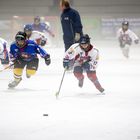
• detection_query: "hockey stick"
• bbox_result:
[55,68,67,98]
[0,63,14,72]
[55,44,79,98]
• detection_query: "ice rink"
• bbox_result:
[0,41,140,140]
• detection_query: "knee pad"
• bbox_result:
[26,69,36,76]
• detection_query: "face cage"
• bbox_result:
[16,39,26,48]
[34,19,40,25]
[80,43,90,50]
[24,30,32,37]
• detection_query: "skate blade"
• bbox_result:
[8,86,15,90]
[97,92,105,95]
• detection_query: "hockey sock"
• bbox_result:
[87,72,104,92]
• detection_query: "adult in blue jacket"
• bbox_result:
[60,0,83,51]
[8,31,51,88]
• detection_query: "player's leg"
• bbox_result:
[122,45,130,58]
[73,66,84,87]
[87,71,104,93]
[8,60,26,88]
[26,58,39,78]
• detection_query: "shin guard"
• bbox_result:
[87,71,104,92]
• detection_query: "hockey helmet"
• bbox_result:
[122,21,129,26]
[24,24,32,38]
[24,24,33,32]
[80,34,90,44]
[122,21,129,31]
[34,16,40,24]
[15,31,27,48]
[80,34,91,51]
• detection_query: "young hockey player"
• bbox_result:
[0,37,9,68]
[32,16,55,38]
[24,24,47,47]
[117,21,139,58]
[8,31,51,88]
[63,34,105,94]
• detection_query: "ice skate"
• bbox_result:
[98,88,105,95]
[96,88,105,95]
[8,78,22,88]
[26,74,31,78]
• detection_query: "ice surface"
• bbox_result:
[0,41,140,140]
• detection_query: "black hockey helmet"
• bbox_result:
[122,21,129,26]
[80,34,90,45]
[15,31,27,48]
[15,31,26,41]
[122,21,129,31]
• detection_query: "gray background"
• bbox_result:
[0,0,140,17]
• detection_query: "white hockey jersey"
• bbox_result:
[29,31,47,45]
[0,38,8,59]
[64,43,99,71]
[117,28,139,43]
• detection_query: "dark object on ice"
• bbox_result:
[43,114,48,116]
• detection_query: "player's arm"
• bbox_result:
[32,31,47,46]
[36,45,51,65]
[9,44,19,62]
[44,24,55,37]
[129,30,139,44]
[63,44,79,69]
[82,49,99,71]
[90,49,99,70]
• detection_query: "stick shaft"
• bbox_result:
[56,68,67,97]
[0,63,14,72]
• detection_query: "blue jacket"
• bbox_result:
[10,40,49,62]
[61,7,83,47]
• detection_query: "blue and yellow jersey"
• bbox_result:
[10,40,49,62]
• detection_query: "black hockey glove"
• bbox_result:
[82,61,90,71]
[63,59,70,69]
[44,54,51,65]
[63,59,74,70]
[81,56,91,71]
[11,55,22,65]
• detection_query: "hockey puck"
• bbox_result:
[43,114,48,116]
